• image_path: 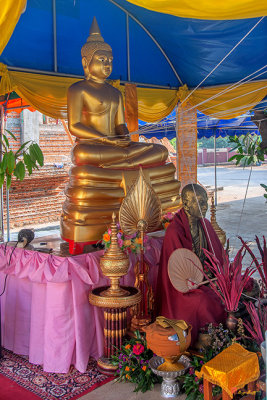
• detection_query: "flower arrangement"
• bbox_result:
[101,223,148,254]
[162,212,175,230]
[182,324,233,400]
[239,236,267,296]
[243,301,267,345]
[111,330,161,393]
[201,247,255,312]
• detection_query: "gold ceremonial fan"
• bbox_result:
[119,168,162,237]
[168,248,204,293]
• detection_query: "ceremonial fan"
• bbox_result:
[119,167,162,330]
[168,248,206,293]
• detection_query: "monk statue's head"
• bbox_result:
[81,17,113,82]
[181,183,208,220]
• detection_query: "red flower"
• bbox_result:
[132,343,145,355]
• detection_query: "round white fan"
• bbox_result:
[168,248,204,293]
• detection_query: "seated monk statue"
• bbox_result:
[60,17,180,253]
[156,183,225,345]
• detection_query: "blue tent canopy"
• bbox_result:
[1,0,267,90]
[138,111,260,139]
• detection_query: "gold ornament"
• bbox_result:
[60,17,180,253]
[210,194,226,247]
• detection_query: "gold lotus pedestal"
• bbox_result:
[89,213,141,375]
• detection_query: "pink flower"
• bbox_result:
[108,228,112,235]
[132,344,145,355]
[199,384,204,393]
[118,239,123,247]
[194,377,198,382]
[166,212,173,220]
[189,368,194,375]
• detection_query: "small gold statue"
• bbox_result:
[60,18,180,253]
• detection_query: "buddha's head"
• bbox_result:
[81,17,113,82]
[181,183,208,220]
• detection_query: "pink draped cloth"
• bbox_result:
[0,237,162,373]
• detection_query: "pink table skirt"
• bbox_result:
[0,237,162,373]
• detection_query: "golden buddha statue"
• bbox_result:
[60,18,180,254]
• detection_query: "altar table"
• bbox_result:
[0,237,162,373]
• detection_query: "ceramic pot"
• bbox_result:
[144,321,192,371]
[194,333,212,351]
[260,341,266,365]
[225,310,238,331]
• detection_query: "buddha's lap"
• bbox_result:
[71,141,168,165]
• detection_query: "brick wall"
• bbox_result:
[3,112,72,230]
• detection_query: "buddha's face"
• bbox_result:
[183,190,208,219]
[83,50,113,82]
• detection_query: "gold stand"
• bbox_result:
[89,214,141,375]
[210,195,226,246]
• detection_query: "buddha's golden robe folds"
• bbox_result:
[60,80,180,244]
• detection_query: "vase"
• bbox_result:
[260,341,266,365]
[225,310,238,331]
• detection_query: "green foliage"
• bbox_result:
[260,184,267,200]
[228,133,266,200]
[198,136,231,149]
[111,330,161,393]
[228,134,265,167]
[0,129,44,189]
[170,138,176,150]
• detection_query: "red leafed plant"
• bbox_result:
[202,247,255,312]
[239,236,267,296]
[243,301,267,345]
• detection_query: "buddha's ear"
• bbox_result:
[82,57,89,77]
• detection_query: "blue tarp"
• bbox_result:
[138,111,260,139]
[1,0,267,89]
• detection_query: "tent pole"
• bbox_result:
[214,128,217,206]
[52,0,58,72]
[126,14,131,81]
[0,106,4,242]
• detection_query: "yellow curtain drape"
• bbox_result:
[0,63,266,121]
[190,80,267,119]
[125,0,267,20]
[137,81,267,121]
[0,0,27,56]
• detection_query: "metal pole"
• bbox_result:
[52,0,58,72]
[6,184,10,242]
[126,14,131,82]
[214,129,217,206]
[175,105,179,181]
[0,106,4,242]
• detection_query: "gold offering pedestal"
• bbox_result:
[89,213,141,375]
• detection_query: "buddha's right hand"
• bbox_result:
[102,136,130,147]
